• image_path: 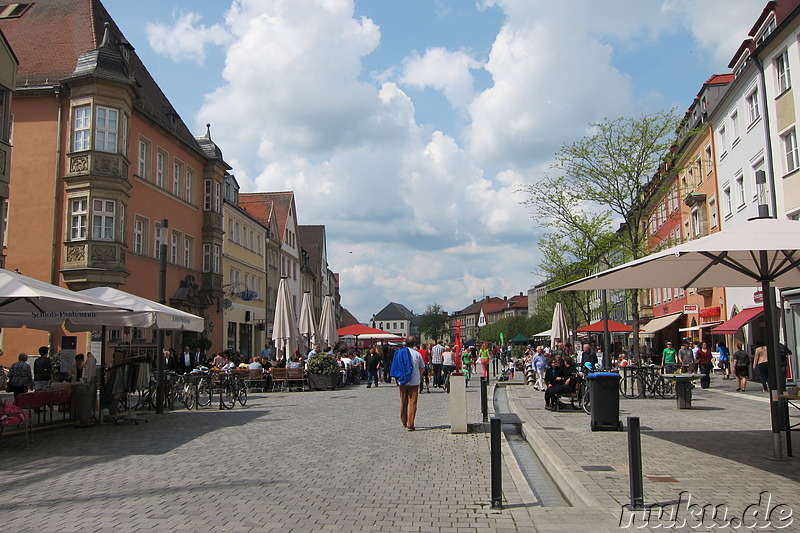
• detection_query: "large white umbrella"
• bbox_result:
[271,278,298,361]
[318,294,338,348]
[74,287,204,332]
[550,302,569,349]
[555,217,800,460]
[0,268,133,329]
[298,291,318,354]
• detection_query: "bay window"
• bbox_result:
[91,199,115,240]
[70,198,88,240]
[95,106,118,152]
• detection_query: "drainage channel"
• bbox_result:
[493,386,570,507]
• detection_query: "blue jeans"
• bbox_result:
[367,370,379,387]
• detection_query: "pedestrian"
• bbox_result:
[389,337,425,431]
[33,345,52,391]
[478,342,490,380]
[508,357,516,380]
[662,341,677,374]
[732,342,750,392]
[717,341,731,379]
[365,346,382,388]
[430,340,444,388]
[753,341,769,392]
[381,342,394,384]
[532,347,548,391]
[418,344,430,393]
[7,353,34,398]
[677,340,694,373]
[441,345,455,391]
[461,347,472,386]
[696,342,713,389]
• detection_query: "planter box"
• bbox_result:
[308,372,339,391]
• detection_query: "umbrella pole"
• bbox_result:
[762,277,786,460]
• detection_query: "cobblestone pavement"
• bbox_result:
[505,372,800,532]
[0,381,539,533]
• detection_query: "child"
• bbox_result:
[508,358,516,380]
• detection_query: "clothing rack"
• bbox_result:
[102,356,150,425]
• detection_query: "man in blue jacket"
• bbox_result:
[390,336,424,431]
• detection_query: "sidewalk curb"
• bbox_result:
[504,385,603,508]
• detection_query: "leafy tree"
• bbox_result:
[521,111,682,359]
[418,303,449,342]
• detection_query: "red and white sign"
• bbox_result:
[683,304,699,314]
[754,290,764,303]
[699,306,721,318]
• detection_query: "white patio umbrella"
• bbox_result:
[271,277,298,361]
[0,268,133,329]
[550,302,569,349]
[318,294,338,348]
[298,291,318,354]
[554,217,800,460]
[74,287,204,332]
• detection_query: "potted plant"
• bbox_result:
[307,352,339,390]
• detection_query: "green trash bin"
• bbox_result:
[588,372,622,431]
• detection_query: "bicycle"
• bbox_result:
[217,372,240,410]
[619,365,675,399]
[195,372,213,408]
[170,373,197,410]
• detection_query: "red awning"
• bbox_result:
[575,319,633,333]
[710,307,764,335]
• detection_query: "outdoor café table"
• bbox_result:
[778,394,800,433]
[661,374,703,409]
[14,389,71,424]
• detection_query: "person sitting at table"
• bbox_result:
[7,353,34,398]
[286,355,302,368]
[220,356,236,372]
[248,357,263,370]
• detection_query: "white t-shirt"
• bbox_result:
[405,348,424,387]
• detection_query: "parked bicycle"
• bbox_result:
[216,371,247,410]
[618,365,675,399]
[169,373,196,410]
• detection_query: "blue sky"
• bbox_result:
[104,0,764,323]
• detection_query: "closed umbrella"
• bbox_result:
[298,291,318,354]
[554,217,800,460]
[272,278,298,362]
[550,302,569,349]
[318,294,338,348]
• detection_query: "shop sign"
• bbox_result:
[754,290,763,303]
[683,304,699,314]
[699,306,720,318]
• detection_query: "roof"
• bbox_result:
[373,302,415,321]
[240,192,295,244]
[0,0,207,157]
[299,225,325,274]
[340,307,359,327]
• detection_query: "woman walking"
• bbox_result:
[478,342,490,379]
[732,342,750,392]
[753,341,769,392]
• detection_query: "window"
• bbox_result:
[95,106,118,152]
[244,273,250,290]
[718,127,727,157]
[91,199,115,240]
[696,158,703,183]
[0,87,10,143]
[137,138,150,179]
[70,198,88,240]
[783,129,799,173]
[709,197,717,229]
[692,208,701,237]
[249,229,254,251]
[654,289,661,306]
[213,244,221,273]
[184,236,193,268]
[775,49,791,93]
[73,106,91,151]
[735,174,746,207]
[746,89,760,124]
[664,287,672,302]
[704,145,712,173]
[722,186,732,217]
[185,168,195,203]
[214,182,222,212]
[234,221,240,243]
[156,151,166,188]
[204,179,212,210]
[154,222,163,259]
[171,231,181,264]
[133,217,148,255]
[173,160,183,197]
[203,243,211,272]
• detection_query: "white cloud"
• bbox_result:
[399,47,481,109]
[145,10,231,64]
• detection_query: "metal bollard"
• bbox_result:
[481,377,488,422]
[627,416,644,509]
[490,417,503,509]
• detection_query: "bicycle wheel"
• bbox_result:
[236,380,248,406]
[183,384,197,410]
[582,384,591,414]
[619,372,642,398]
[168,382,179,411]
[220,379,235,410]
[656,377,676,399]
[196,378,211,407]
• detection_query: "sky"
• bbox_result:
[104,0,765,323]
